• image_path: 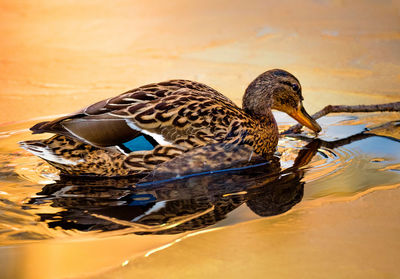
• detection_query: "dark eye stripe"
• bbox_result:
[279,80,300,92]
[279,80,291,86]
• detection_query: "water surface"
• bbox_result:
[1,0,400,278]
[0,112,399,278]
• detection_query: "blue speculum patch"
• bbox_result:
[122,135,155,152]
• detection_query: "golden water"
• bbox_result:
[1,0,400,278]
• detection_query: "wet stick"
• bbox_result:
[281,102,400,135]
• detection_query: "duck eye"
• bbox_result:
[292,84,299,92]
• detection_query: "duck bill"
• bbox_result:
[289,105,321,133]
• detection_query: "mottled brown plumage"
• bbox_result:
[20,69,321,177]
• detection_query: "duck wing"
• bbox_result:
[30,80,247,150]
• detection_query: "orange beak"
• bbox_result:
[289,104,321,133]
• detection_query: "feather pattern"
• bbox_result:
[21,69,321,177]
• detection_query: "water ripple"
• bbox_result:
[0,116,400,244]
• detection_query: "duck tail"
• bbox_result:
[30,120,69,136]
[30,121,50,134]
[19,137,86,173]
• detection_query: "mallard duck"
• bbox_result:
[20,69,321,177]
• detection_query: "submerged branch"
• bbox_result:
[281,102,400,135]
[284,133,372,149]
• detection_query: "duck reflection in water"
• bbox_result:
[27,140,322,235]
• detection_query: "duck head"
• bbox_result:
[243,69,321,133]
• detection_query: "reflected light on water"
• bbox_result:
[144,228,221,258]
[0,0,400,278]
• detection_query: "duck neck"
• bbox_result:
[258,109,278,133]
[252,109,279,157]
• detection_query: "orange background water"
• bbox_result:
[0,1,399,278]
[1,0,399,124]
